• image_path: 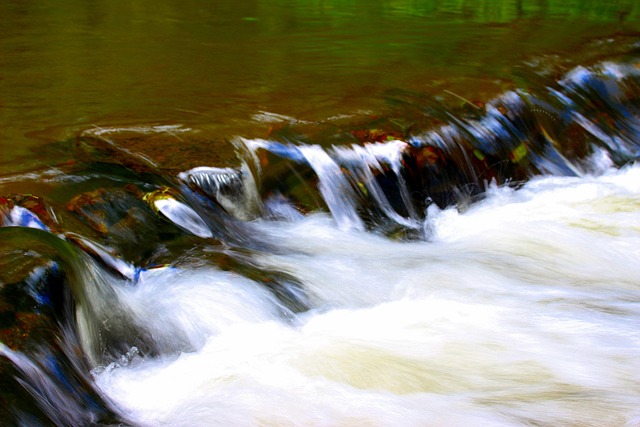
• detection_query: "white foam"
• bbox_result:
[96,164,640,426]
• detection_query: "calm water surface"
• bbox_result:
[1,0,638,174]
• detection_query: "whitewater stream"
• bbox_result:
[2,1,640,424]
[95,164,640,427]
[1,56,640,425]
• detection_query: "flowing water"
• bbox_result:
[1,1,640,426]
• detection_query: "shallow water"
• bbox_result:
[1,1,640,426]
[92,165,640,426]
[1,0,639,175]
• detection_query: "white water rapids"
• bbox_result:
[92,161,640,426]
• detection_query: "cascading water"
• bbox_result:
[1,56,640,426]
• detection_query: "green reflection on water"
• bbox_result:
[0,0,638,174]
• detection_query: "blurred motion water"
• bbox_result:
[1,1,640,426]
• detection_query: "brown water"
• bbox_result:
[2,2,640,426]
[1,0,639,177]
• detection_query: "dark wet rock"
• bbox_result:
[66,185,180,264]
[75,126,240,175]
[0,195,60,233]
[178,166,262,221]
[0,342,126,427]
[0,229,125,426]
[0,356,57,427]
[351,128,404,143]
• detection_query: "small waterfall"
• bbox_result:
[297,144,366,231]
[0,227,131,425]
[1,55,640,426]
[213,59,638,234]
[178,165,262,221]
[332,140,421,228]
[170,59,640,237]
